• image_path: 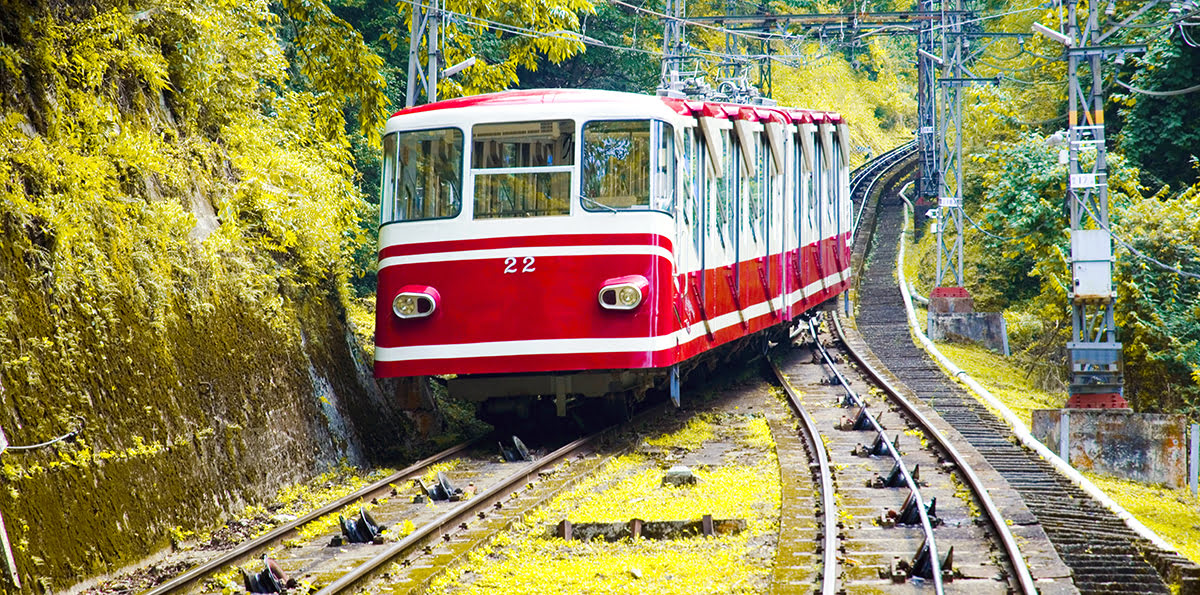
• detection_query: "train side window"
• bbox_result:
[684,128,704,255]
[472,120,573,219]
[381,128,464,223]
[713,131,738,249]
[812,136,823,233]
[582,120,652,211]
[652,121,675,212]
[826,136,838,226]
[831,135,843,230]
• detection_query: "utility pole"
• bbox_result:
[935,4,966,288]
[1053,1,1143,408]
[916,0,941,201]
[406,0,440,107]
[658,0,687,96]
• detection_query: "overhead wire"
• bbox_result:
[1113,77,1200,95]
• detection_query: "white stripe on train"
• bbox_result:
[378,244,675,269]
[374,268,849,362]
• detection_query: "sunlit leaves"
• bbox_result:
[280,0,389,142]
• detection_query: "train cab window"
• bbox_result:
[472,120,573,218]
[581,119,674,214]
[381,128,464,223]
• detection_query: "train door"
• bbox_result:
[829,127,847,285]
[818,123,836,292]
[837,123,852,285]
[734,119,767,325]
[695,114,731,342]
[750,132,771,321]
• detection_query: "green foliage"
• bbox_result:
[1116,35,1200,190]
[0,0,409,586]
[772,39,917,164]
[971,135,1069,311]
[279,0,390,141]
[515,5,660,92]
[1113,187,1200,413]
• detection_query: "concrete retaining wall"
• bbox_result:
[928,312,1010,355]
[1032,409,1188,487]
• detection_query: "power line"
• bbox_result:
[1114,77,1200,95]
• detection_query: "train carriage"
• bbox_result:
[374,88,852,419]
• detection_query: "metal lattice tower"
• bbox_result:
[1061,0,1138,407]
[658,0,687,96]
[935,5,966,288]
[917,0,941,199]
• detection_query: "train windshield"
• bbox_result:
[582,120,674,214]
[380,128,464,223]
[472,120,574,219]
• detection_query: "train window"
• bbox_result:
[381,128,464,223]
[472,120,573,218]
[583,119,674,214]
[826,136,838,226]
[831,135,843,230]
[747,137,764,243]
[811,137,823,233]
[686,129,704,256]
[582,120,656,212]
[653,121,675,212]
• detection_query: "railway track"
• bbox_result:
[769,315,1035,594]
[851,153,1193,594]
[143,433,614,594]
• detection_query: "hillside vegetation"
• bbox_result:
[1,0,1195,590]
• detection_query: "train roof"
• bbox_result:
[389,88,846,127]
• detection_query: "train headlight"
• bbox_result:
[617,286,640,307]
[392,285,440,319]
[598,275,649,311]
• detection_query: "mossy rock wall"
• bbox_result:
[0,2,431,591]
[0,213,420,592]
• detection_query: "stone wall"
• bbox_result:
[0,218,425,592]
[1032,409,1188,487]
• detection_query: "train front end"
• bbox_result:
[374,90,684,418]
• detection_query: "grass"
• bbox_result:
[428,414,780,594]
[933,342,1066,427]
[1084,473,1200,564]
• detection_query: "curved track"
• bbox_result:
[853,155,1187,594]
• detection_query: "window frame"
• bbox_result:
[579,117,676,216]
[470,119,575,220]
[379,126,467,227]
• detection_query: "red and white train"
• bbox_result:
[374,88,853,420]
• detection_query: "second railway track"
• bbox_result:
[851,148,1200,594]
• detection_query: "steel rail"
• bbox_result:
[830,313,1039,594]
[143,440,477,595]
[806,316,945,594]
[768,358,839,595]
[850,141,917,242]
[315,432,599,594]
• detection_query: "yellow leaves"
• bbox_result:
[430,412,780,594]
[1085,472,1200,564]
[645,414,716,451]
